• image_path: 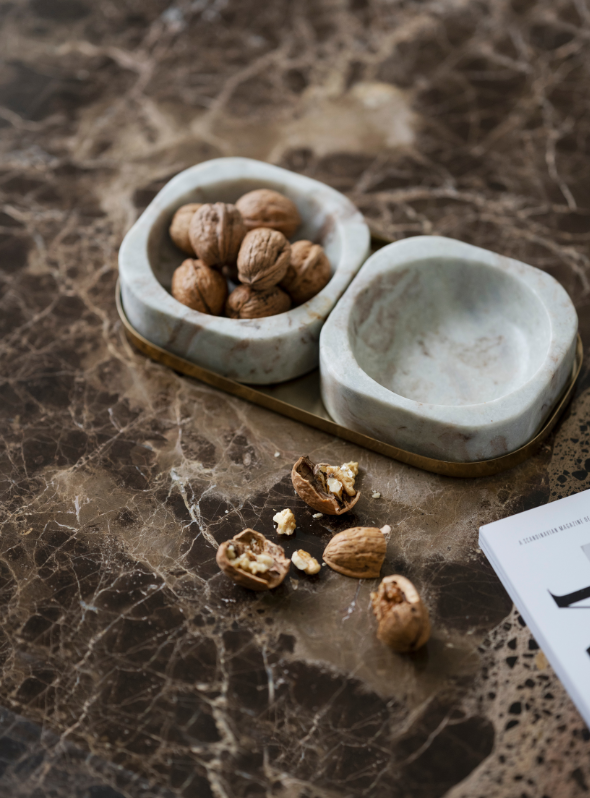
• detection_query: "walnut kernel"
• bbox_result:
[273,508,296,536]
[370,575,431,652]
[292,456,360,515]
[292,550,321,575]
[216,529,290,591]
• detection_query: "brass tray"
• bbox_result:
[116,284,583,478]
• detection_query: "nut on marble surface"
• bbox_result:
[281,240,332,305]
[216,529,290,590]
[323,527,386,579]
[236,188,301,238]
[291,455,360,515]
[237,228,291,290]
[226,284,291,319]
[171,258,228,315]
[188,202,246,268]
[169,203,203,255]
[371,575,431,652]
[292,549,321,575]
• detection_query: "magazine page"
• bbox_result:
[480,489,590,726]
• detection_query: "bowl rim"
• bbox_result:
[119,156,370,344]
[320,235,578,428]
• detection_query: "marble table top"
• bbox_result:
[1,0,589,796]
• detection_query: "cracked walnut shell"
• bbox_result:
[216,529,290,591]
[323,527,386,579]
[188,202,246,268]
[237,228,291,291]
[171,259,228,315]
[169,203,203,255]
[291,456,360,515]
[371,575,431,652]
[236,188,301,238]
[225,284,291,319]
[280,240,331,305]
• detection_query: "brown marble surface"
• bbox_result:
[1,0,590,795]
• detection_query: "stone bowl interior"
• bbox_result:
[348,256,552,407]
[149,177,341,293]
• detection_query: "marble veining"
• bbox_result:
[320,237,578,462]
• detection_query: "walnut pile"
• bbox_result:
[168,186,332,317]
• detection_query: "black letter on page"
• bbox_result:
[549,585,590,608]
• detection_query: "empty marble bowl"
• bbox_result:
[119,157,370,384]
[320,236,578,462]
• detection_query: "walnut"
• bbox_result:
[273,508,296,536]
[370,575,431,652]
[169,203,203,255]
[292,549,321,575]
[291,456,360,515]
[188,203,246,268]
[216,529,290,591]
[237,228,291,290]
[322,527,386,579]
[171,259,228,315]
[280,240,332,305]
[225,284,291,319]
[236,188,301,238]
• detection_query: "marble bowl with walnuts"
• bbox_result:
[119,157,370,384]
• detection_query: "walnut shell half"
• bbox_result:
[237,228,291,290]
[189,202,246,268]
[169,203,203,255]
[291,455,360,515]
[370,575,431,652]
[323,527,386,579]
[236,188,301,238]
[216,529,290,591]
[280,240,331,305]
[171,259,228,315]
[225,284,291,319]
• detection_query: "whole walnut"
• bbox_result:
[169,203,202,255]
[371,575,431,653]
[236,188,301,238]
[281,240,332,305]
[188,203,246,268]
[171,259,228,315]
[237,228,291,291]
[226,284,291,319]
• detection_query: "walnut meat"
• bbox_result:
[188,202,246,268]
[280,240,332,305]
[292,550,321,575]
[169,203,202,255]
[322,527,386,579]
[237,228,291,291]
[225,284,291,319]
[236,188,301,238]
[171,259,228,315]
[370,575,431,652]
[216,529,290,591]
[291,456,360,515]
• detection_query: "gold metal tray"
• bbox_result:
[116,284,583,479]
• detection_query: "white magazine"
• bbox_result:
[479,488,590,727]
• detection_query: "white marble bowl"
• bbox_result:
[119,158,370,384]
[320,236,578,462]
